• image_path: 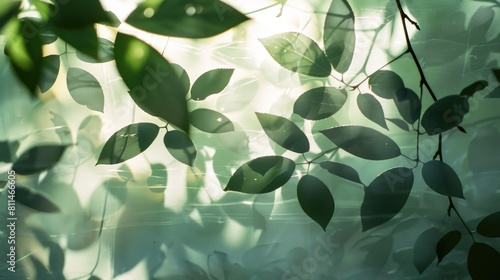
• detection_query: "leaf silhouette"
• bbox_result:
[48,242,65,273]
[259,32,331,77]
[114,32,189,132]
[293,87,347,120]
[477,211,500,237]
[225,156,295,194]
[468,243,500,279]
[394,88,421,124]
[368,70,405,99]
[436,230,462,265]
[320,125,401,160]
[256,112,309,153]
[171,63,190,96]
[357,93,388,129]
[422,160,464,198]
[126,0,249,38]
[413,227,441,274]
[323,0,356,73]
[12,145,67,175]
[163,130,197,166]
[76,37,114,63]
[0,141,18,163]
[486,86,500,98]
[50,0,110,28]
[361,167,414,231]
[319,161,362,184]
[421,95,469,135]
[15,186,60,212]
[459,80,488,98]
[190,108,234,133]
[297,175,335,231]
[67,67,104,112]
[191,68,234,100]
[147,163,167,193]
[39,55,60,93]
[493,69,500,82]
[97,123,159,165]
[51,25,99,59]
[386,118,410,131]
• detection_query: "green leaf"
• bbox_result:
[15,186,60,212]
[477,211,500,238]
[12,145,67,175]
[163,130,197,166]
[97,123,159,165]
[323,0,356,73]
[191,68,234,100]
[459,80,488,98]
[50,0,111,28]
[386,118,410,131]
[76,37,114,63]
[39,55,60,93]
[293,87,347,120]
[114,33,190,132]
[48,242,65,273]
[486,86,500,98]
[493,69,500,82]
[256,112,309,153]
[422,160,464,198]
[225,156,295,194]
[357,93,387,129]
[67,68,104,112]
[394,88,421,124]
[147,163,167,193]
[126,0,249,38]
[421,95,469,135]
[413,227,440,274]
[101,10,121,27]
[259,32,331,77]
[320,125,401,160]
[361,167,414,231]
[0,141,19,163]
[468,243,500,279]
[172,64,190,96]
[190,108,234,133]
[436,230,462,265]
[0,1,20,30]
[51,25,99,59]
[319,161,362,184]
[297,175,335,231]
[368,70,405,99]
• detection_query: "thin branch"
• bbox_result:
[448,197,476,243]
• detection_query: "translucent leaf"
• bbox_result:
[39,55,60,93]
[394,88,421,124]
[256,112,310,153]
[225,156,295,194]
[297,175,335,231]
[114,33,189,132]
[259,32,331,77]
[361,167,414,231]
[51,25,99,59]
[485,86,500,98]
[14,186,60,212]
[76,37,114,63]
[468,243,500,279]
[293,87,347,120]
[368,70,405,99]
[12,145,67,175]
[147,163,167,193]
[50,0,111,28]
[0,1,20,30]
[67,67,104,112]
[436,230,462,265]
[320,125,401,160]
[413,227,440,274]
[97,123,159,165]
[357,93,387,129]
[459,80,488,98]
[190,108,234,133]
[163,130,197,166]
[477,211,500,237]
[191,68,234,101]
[49,110,72,144]
[323,0,356,73]
[421,95,469,135]
[386,118,410,131]
[0,141,18,163]
[319,161,362,184]
[126,0,249,38]
[172,63,190,96]
[422,160,464,198]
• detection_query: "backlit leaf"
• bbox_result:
[15,186,60,212]
[0,1,20,30]
[76,37,114,63]
[39,55,60,93]
[51,25,98,59]
[67,68,104,112]
[293,87,347,120]
[394,88,421,124]
[459,80,488,98]
[190,108,234,133]
[436,230,462,265]
[421,95,469,135]
[12,145,67,175]
[147,163,167,193]
[357,93,387,129]
[225,156,295,194]
[163,130,197,166]
[191,68,234,100]
[468,243,500,279]
[172,64,190,96]
[320,125,401,160]
[368,70,405,99]
[319,161,362,184]
[256,112,309,153]
[422,160,464,198]
[386,118,410,131]
[477,211,500,237]
[259,32,331,77]
[413,227,440,274]
[297,175,334,231]
[50,0,111,28]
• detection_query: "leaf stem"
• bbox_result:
[448,196,476,243]
[309,147,339,163]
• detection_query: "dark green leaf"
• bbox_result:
[293,87,347,120]
[256,112,309,153]
[457,126,467,134]
[413,227,441,274]
[191,68,234,100]
[88,276,101,280]
[39,55,60,93]
[368,70,405,99]
[225,156,295,194]
[50,0,111,28]
[12,145,67,175]
[386,118,410,131]
[15,186,60,212]
[172,64,190,96]
[357,93,387,129]
[477,211,500,237]
[459,80,488,98]
[51,25,99,59]
[394,88,421,124]
[0,1,20,30]
[76,37,114,63]
[101,10,121,27]
[26,19,58,45]
[259,32,331,77]
[48,242,65,273]
[163,130,197,166]
[190,108,234,133]
[485,85,500,98]
[297,175,334,231]
[97,123,159,165]
[0,141,18,163]
[421,95,469,135]
[422,160,464,198]
[67,67,104,112]
[323,0,356,73]
[114,33,190,132]
[319,161,362,184]
[468,243,500,279]
[147,163,167,193]
[320,125,401,160]
[126,0,249,38]
[493,69,500,82]
[436,230,462,265]
[361,167,414,231]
